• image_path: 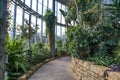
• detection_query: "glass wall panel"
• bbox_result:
[49,0,53,10]
[57,2,61,23]
[31,16,36,27]
[55,1,58,17]
[43,21,46,36]
[62,5,65,24]
[57,25,60,37]
[25,0,30,7]
[43,0,47,15]
[37,19,41,34]
[9,2,14,28]
[24,13,29,23]
[32,0,36,11]
[9,0,67,40]
[16,7,22,26]
[38,0,42,14]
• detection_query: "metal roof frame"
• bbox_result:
[11,0,67,27]
[56,0,70,5]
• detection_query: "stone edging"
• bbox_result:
[18,55,68,80]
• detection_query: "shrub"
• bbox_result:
[55,40,67,56]
[67,25,100,58]
[67,24,120,59]
[88,54,120,66]
[31,41,50,65]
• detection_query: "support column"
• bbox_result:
[65,6,67,42]
[21,0,25,38]
[28,0,32,49]
[0,0,7,79]
[47,0,49,10]
[41,0,44,42]
[51,0,55,57]
[13,1,17,38]
[55,1,58,40]
[60,4,62,39]
[22,0,25,26]
[27,0,33,63]
[35,0,38,42]
[45,0,49,43]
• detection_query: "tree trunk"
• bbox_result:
[0,0,7,79]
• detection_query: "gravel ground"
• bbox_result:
[28,56,77,80]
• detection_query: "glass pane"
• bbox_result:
[25,0,30,7]
[32,0,36,11]
[49,0,52,10]
[38,0,42,14]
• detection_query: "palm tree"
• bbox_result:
[0,0,7,79]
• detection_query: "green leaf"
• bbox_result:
[19,63,27,73]
[15,61,19,72]
[59,9,67,17]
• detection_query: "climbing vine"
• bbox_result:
[44,9,56,56]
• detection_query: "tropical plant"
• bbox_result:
[66,0,102,25]
[66,0,120,67]
[56,40,66,56]
[59,9,75,27]
[6,36,29,80]
[20,19,38,39]
[67,25,97,58]
[88,54,120,66]
[31,41,50,65]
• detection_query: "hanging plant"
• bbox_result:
[44,10,56,50]
[44,10,55,34]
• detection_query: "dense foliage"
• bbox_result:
[66,0,120,66]
[55,40,67,56]
[31,41,50,65]
[4,0,120,79]
[44,9,56,57]
[6,36,28,80]
[6,36,51,79]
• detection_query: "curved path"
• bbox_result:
[29,56,77,80]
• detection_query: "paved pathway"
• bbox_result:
[29,56,77,80]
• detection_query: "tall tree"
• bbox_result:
[0,0,7,79]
